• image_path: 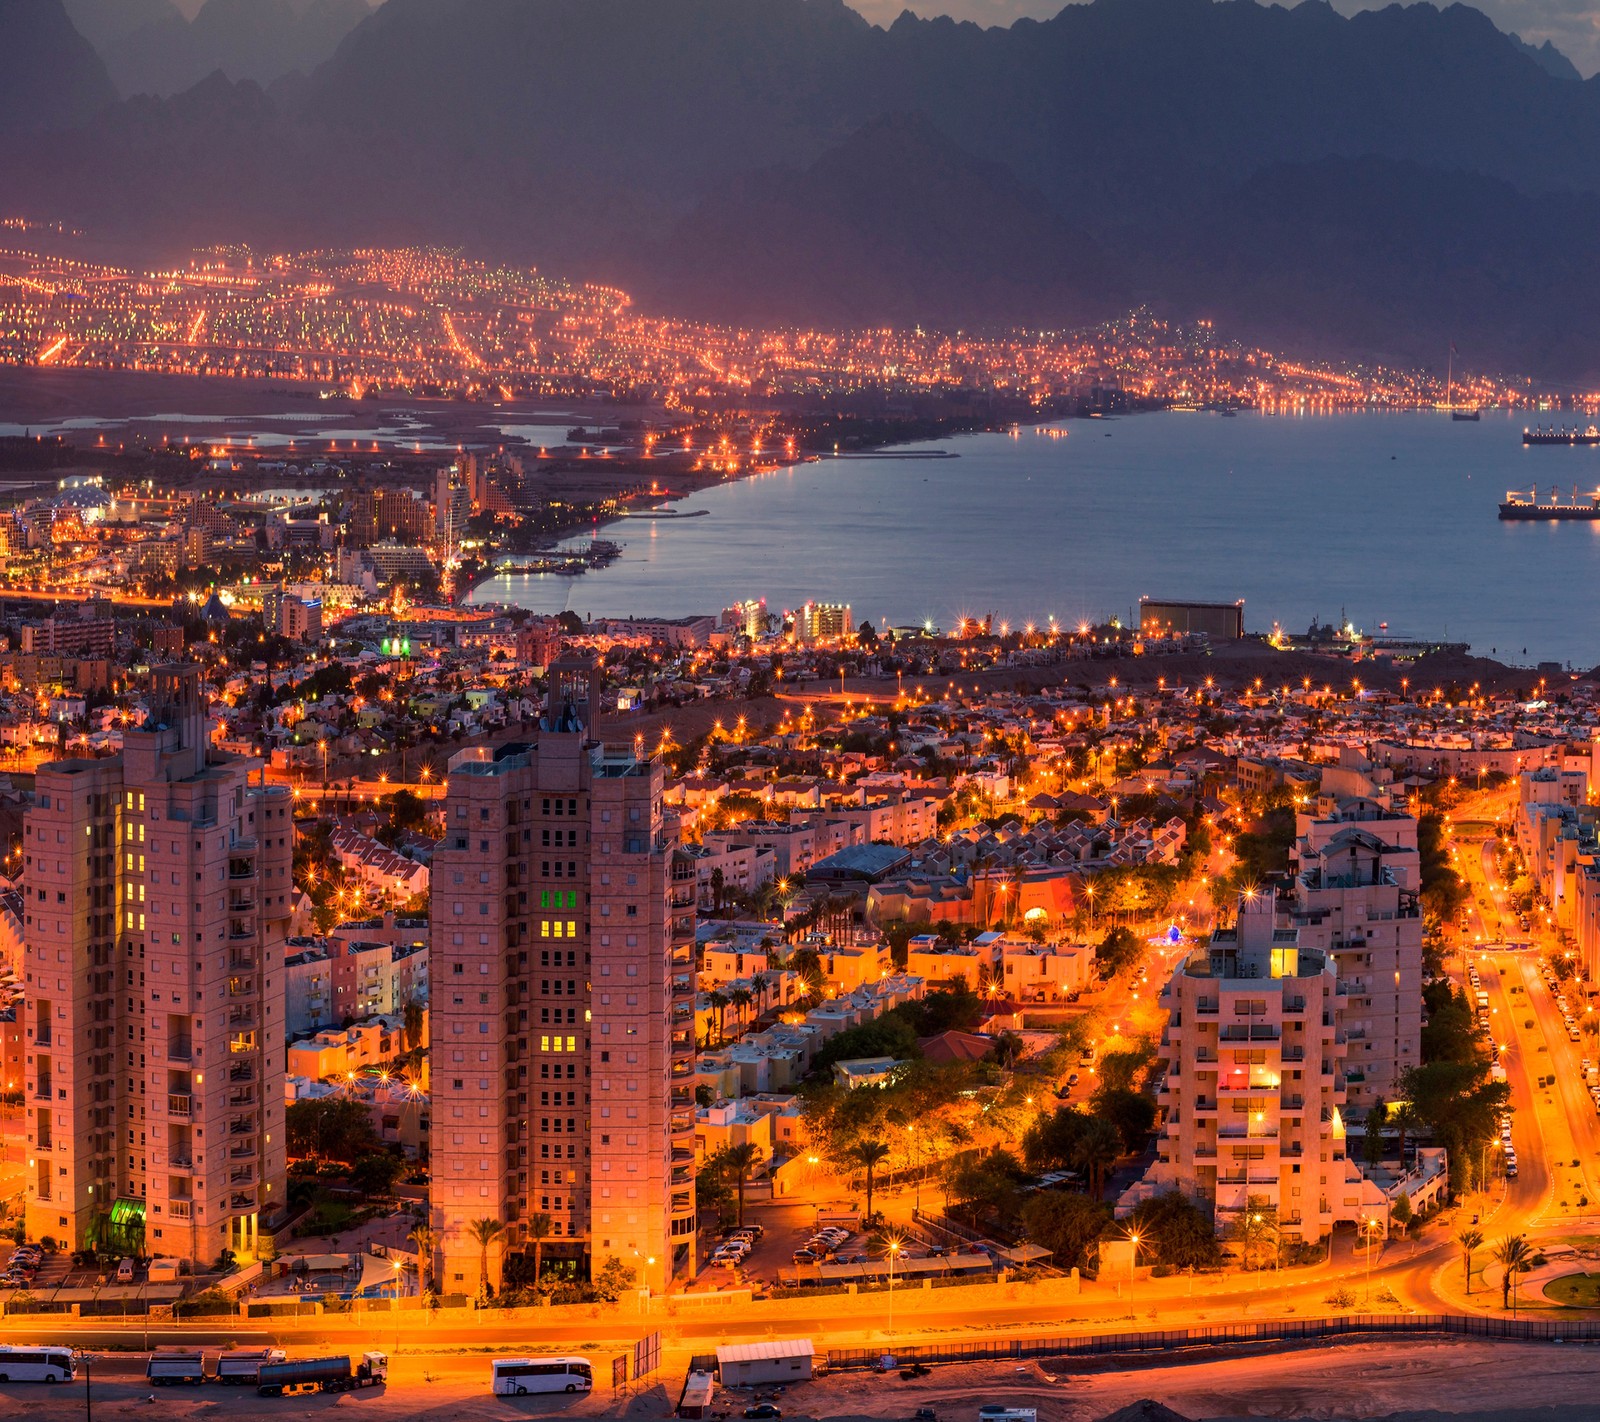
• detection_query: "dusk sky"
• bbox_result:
[844,0,1600,74]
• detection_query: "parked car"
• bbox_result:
[744,1406,783,1419]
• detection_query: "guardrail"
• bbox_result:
[825,1313,1600,1370]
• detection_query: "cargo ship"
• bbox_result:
[1523,425,1600,445]
[1499,486,1600,520]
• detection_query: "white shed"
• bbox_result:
[715,1339,815,1387]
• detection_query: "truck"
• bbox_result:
[257,1352,387,1397]
[215,1348,287,1385]
[147,1349,206,1386]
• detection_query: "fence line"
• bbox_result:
[825,1313,1600,1370]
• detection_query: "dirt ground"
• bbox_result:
[770,1341,1600,1421]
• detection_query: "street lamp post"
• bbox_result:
[885,1235,903,1350]
[1363,1218,1379,1307]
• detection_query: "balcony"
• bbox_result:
[229,1063,255,1084]
[229,1144,257,1160]
[230,1192,256,1210]
[1195,1000,1219,1016]
[167,1040,193,1062]
[33,1077,52,1099]
[170,1155,193,1170]
[228,894,256,914]
[228,953,257,972]
[168,1094,192,1117]
[169,1201,192,1219]
[33,1029,50,1048]
[230,1167,256,1187]
[1220,1025,1281,1042]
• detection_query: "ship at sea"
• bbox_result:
[1499,485,1600,520]
[1523,424,1600,445]
[1451,407,1480,421]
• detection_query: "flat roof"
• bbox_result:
[806,844,911,881]
[715,1340,813,1363]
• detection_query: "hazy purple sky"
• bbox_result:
[845,0,1599,74]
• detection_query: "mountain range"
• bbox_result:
[62,0,372,96]
[8,0,1600,379]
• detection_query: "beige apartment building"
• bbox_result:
[1129,895,1387,1243]
[430,655,696,1296]
[1289,814,1423,1113]
[24,666,292,1265]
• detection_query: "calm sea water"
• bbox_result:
[469,410,1600,667]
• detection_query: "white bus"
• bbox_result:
[0,1346,76,1383]
[491,1356,594,1395]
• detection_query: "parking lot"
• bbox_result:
[689,1201,1001,1293]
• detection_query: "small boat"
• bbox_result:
[1452,408,1480,422]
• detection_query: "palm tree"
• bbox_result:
[751,970,772,1018]
[526,1210,553,1287]
[729,986,754,1032]
[1494,1233,1532,1314]
[467,1217,505,1305]
[1389,1101,1420,1165]
[850,1138,892,1223]
[1072,1117,1122,1201]
[722,1142,764,1227]
[707,990,730,1046]
[789,947,824,999]
[1008,861,1026,926]
[407,1222,436,1294]
[1457,1226,1483,1296]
